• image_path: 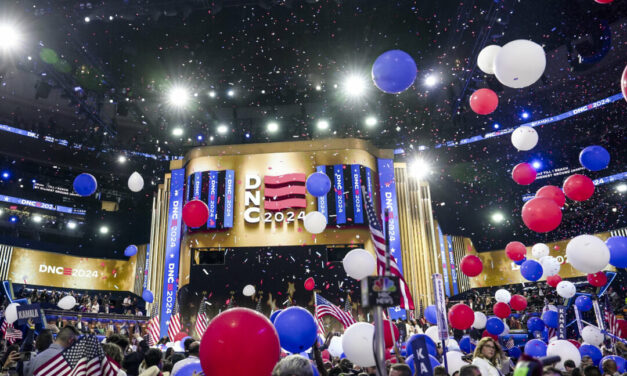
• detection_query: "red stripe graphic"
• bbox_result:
[264,173,306,186]
[265,185,306,198]
[264,198,307,211]
[63,268,72,276]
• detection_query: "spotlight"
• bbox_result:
[521,111,530,119]
[493,123,500,129]
[491,212,505,223]
[408,159,431,180]
[531,160,542,170]
[167,86,190,108]
[197,134,204,141]
[208,90,216,98]
[267,121,279,133]
[364,116,377,127]
[84,17,91,23]
[316,120,330,130]
[9,216,18,223]
[217,124,228,135]
[342,75,367,98]
[0,209,3,216]
[0,23,21,51]
[424,74,438,87]
[172,127,184,137]
[118,155,127,164]
[617,183,627,193]
[315,85,322,91]
[1,171,10,179]
[67,221,77,230]
[227,89,235,97]
[99,226,109,234]
[32,215,42,223]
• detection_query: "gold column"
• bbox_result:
[146,176,171,314]
[395,163,440,310]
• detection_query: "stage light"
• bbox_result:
[531,160,542,169]
[0,23,21,52]
[409,159,431,180]
[493,123,500,129]
[491,212,505,223]
[167,86,191,108]
[208,90,216,98]
[1,171,10,179]
[197,134,204,141]
[227,89,235,97]
[9,216,18,223]
[267,121,279,133]
[32,215,42,223]
[364,116,377,127]
[424,74,438,87]
[316,119,330,130]
[99,226,109,234]
[172,127,184,137]
[315,85,322,91]
[521,111,530,119]
[342,74,367,98]
[0,209,3,216]
[617,183,627,193]
[217,124,228,135]
[67,221,77,230]
[118,155,127,164]
[84,17,91,23]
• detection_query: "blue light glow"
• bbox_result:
[531,160,542,170]
[521,112,530,119]
[1,171,10,179]
[197,135,203,141]
[493,123,500,129]
[9,216,18,223]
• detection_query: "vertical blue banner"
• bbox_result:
[143,244,150,290]
[437,227,450,296]
[186,174,192,201]
[333,165,346,224]
[557,306,567,339]
[160,168,184,337]
[193,172,201,199]
[207,171,218,228]
[365,167,374,196]
[446,236,459,295]
[351,165,363,224]
[316,166,328,220]
[408,335,435,376]
[224,170,234,228]
[377,159,403,272]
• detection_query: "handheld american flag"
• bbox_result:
[147,304,160,346]
[34,335,120,376]
[362,187,415,310]
[167,299,182,341]
[195,298,210,339]
[315,294,356,330]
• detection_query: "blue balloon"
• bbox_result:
[508,346,522,359]
[371,50,417,94]
[459,335,476,354]
[424,305,438,325]
[142,289,153,303]
[600,356,626,373]
[579,145,610,171]
[340,353,346,359]
[524,339,547,357]
[486,317,505,335]
[406,334,437,358]
[175,361,203,376]
[520,259,543,281]
[312,364,320,376]
[541,310,559,329]
[514,257,527,266]
[527,317,545,333]
[73,173,98,197]
[306,172,332,197]
[270,310,282,323]
[124,245,138,257]
[580,344,603,366]
[406,354,440,375]
[575,296,593,312]
[606,236,627,268]
[274,307,318,353]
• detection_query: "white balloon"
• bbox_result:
[328,336,343,358]
[581,326,604,347]
[128,172,144,192]
[495,289,511,304]
[342,323,376,367]
[472,312,487,330]
[242,284,255,297]
[494,39,546,88]
[477,45,501,75]
[445,351,469,376]
[58,296,76,310]
[548,305,558,312]
[303,211,327,234]
[446,339,461,352]
[501,323,510,336]
[342,249,375,280]
[425,326,441,343]
[566,235,610,274]
[532,243,550,259]
[540,256,561,277]
[547,340,581,371]
[511,126,538,151]
[556,281,576,298]
[5,303,20,323]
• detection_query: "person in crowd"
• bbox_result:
[434,365,448,376]
[34,329,53,353]
[1,344,20,375]
[460,364,481,376]
[123,340,149,376]
[584,365,602,376]
[91,298,100,313]
[26,325,79,376]
[272,355,313,376]
[389,363,412,376]
[123,296,132,314]
[161,361,173,376]
[164,348,174,360]
[138,349,163,376]
[107,334,130,353]
[564,360,577,376]
[135,307,143,316]
[544,367,564,376]
[395,319,407,343]
[102,343,127,376]
[602,359,620,376]
[183,338,195,356]
[472,337,503,376]
[103,294,111,314]
[170,342,200,376]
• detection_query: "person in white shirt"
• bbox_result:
[91,300,100,313]
[170,342,201,376]
[123,296,132,314]
[472,337,503,376]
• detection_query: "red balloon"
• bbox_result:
[536,185,566,207]
[587,271,607,287]
[618,319,627,339]
[482,330,499,341]
[460,255,483,277]
[510,294,528,311]
[568,339,581,349]
[493,302,511,319]
[448,303,474,330]
[321,350,330,361]
[383,319,400,348]
[563,174,595,201]
[183,200,210,227]
[174,331,189,342]
[521,197,562,233]
[547,275,562,288]
[622,64,627,102]
[505,241,527,261]
[595,0,613,3]
[199,308,280,376]
[512,163,537,185]
[469,88,499,115]
[304,277,315,291]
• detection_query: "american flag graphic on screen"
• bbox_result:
[264,173,307,211]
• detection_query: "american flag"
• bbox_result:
[195,298,209,339]
[542,304,557,340]
[34,335,120,376]
[167,300,182,341]
[315,294,356,332]
[505,337,515,350]
[5,326,22,343]
[147,304,160,346]
[362,187,415,310]
[604,305,621,343]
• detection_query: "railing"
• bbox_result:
[43,309,150,322]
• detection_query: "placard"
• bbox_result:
[17,303,44,325]
[432,273,449,341]
[408,334,435,376]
